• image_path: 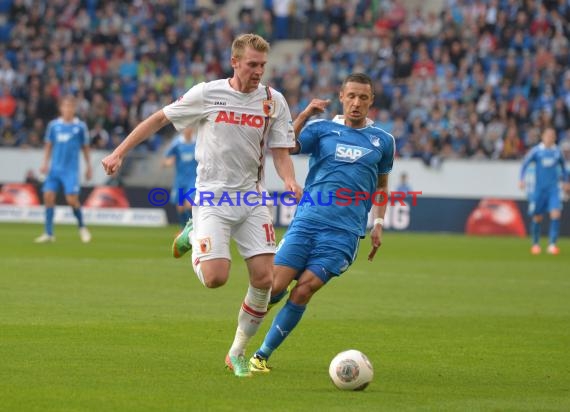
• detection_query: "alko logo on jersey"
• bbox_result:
[215,111,264,128]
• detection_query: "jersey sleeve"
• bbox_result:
[44,120,55,144]
[266,91,295,149]
[519,147,536,180]
[378,132,395,174]
[163,83,206,131]
[297,119,324,155]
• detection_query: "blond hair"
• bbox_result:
[231,34,270,59]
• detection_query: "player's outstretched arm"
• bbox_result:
[102,110,171,175]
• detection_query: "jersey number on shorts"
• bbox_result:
[262,223,276,243]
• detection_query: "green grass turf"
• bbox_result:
[1,222,569,412]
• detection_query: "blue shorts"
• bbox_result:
[528,186,562,216]
[274,218,360,283]
[43,172,79,195]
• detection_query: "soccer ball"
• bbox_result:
[329,349,374,391]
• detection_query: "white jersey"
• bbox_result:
[163,79,295,195]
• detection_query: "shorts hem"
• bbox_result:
[193,254,232,262]
[242,249,276,260]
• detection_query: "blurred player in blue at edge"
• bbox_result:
[249,73,395,372]
[162,127,197,229]
[35,95,93,243]
[519,127,570,255]
[395,172,412,193]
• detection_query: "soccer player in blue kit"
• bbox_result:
[249,73,395,372]
[35,95,93,243]
[163,127,197,229]
[519,127,569,255]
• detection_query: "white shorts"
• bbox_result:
[191,201,276,263]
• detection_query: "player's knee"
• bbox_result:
[289,283,314,306]
[44,192,56,205]
[199,263,230,288]
[251,270,273,290]
[201,270,228,288]
[65,196,80,208]
[550,210,561,219]
[203,277,227,288]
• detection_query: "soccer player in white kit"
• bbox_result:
[101,34,301,377]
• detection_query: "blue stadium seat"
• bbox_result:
[0,0,13,13]
[0,23,13,42]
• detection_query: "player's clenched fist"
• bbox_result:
[286,180,303,203]
[101,153,123,176]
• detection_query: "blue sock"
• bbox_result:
[45,207,54,236]
[178,210,190,228]
[269,289,288,305]
[549,219,560,245]
[256,300,306,360]
[72,208,84,228]
[531,220,540,245]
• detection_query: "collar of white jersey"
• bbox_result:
[332,115,374,127]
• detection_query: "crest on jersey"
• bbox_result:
[370,136,380,147]
[263,99,275,117]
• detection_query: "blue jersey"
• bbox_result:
[294,117,395,237]
[45,117,89,175]
[164,135,198,190]
[520,143,568,190]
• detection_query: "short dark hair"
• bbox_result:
[342,73,374,93]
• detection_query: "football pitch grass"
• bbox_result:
[1,223,569,412]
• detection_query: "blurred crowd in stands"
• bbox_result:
[0,0,569,163]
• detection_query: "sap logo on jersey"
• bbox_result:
[215,111,264,128]
[540,157,557,167]
[56,133,72,143]
[181,152,195,162]
[335,144,372,163]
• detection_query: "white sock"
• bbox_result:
[228,284,270,357]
